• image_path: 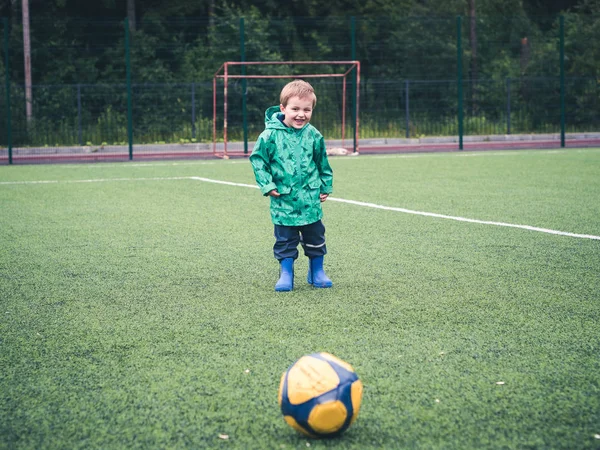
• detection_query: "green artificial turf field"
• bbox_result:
[1,149,599,449]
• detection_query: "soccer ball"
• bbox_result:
[278,352,363,437]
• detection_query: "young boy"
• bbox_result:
[250,80,334,292]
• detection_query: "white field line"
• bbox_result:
[187,177,600,241]
[189,176,258,189]
[58,161,219,169]
[0,176,192,185]
[1,175,599,241]
[329,197,600,240]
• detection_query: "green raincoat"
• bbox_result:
[250,106,333,226]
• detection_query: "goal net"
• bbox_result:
[213,61,360,158]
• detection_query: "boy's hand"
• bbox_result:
[268,189,281,197]
[320,193,329,202]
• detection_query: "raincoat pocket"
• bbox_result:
[270,184,293,214]
[275,185,291,195]
[308,180,322,190]
[270,193,294,216]
[306,179,322,206]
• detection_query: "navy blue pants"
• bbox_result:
[273,220,327,261]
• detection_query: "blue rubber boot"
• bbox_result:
[275,258,294,292]
[307,256,333,288]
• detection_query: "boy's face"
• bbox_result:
[280,96,314,129]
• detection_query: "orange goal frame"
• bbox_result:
[213,61,360,158]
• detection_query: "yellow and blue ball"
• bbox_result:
[278,352,363,437]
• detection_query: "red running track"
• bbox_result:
[1,138,599,164]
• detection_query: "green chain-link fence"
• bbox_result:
[1,14,598,163]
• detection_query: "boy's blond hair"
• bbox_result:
[280,80,317,107]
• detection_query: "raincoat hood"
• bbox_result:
[264,106,285,129]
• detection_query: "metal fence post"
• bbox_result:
[351,16,357,153]
[506,77,511,135]
[125,18,133,160]
[457,16,464,150]
[77,84,82,145]
[4,18,12,164]
[191,82,196,140]
[240,18,248,154]
[559,15,565,148]
[405,80,410,139]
